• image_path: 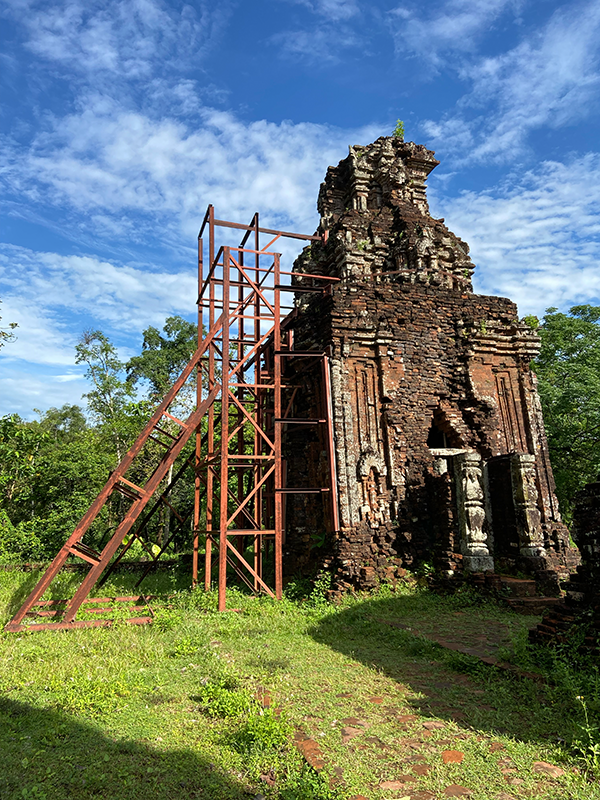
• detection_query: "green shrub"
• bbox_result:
[195,676,253,718]
[280,763,341,800]
[392,119,405,140]
[151,607,184,631]
[230,707,292,753]
[171,634,204,658]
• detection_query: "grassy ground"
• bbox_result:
[1,567,600,800]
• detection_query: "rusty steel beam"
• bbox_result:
[5,204,341,632]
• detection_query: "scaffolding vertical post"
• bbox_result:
[218,247,231,611]
[204,206,216,591]
[322,354,340,533]
[273,253,283,600]
[192,235,203,587]
[253,213,262,590]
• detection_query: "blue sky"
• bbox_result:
[1,0,600,418]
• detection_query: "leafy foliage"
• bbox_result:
[126,315,198,412]
[0,409,114,560]
[195,676,253,718]
[392,119,405,140]
[533,305,600,518]
[0,299,17,348]
[230,707,292,753]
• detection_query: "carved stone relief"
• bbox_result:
[510,453,545,557]
[453,452,494,571]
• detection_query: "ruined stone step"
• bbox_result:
[499,576,538,597]
[507,597,562,615]
[536,623,558,635]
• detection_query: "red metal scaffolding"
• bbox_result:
[5,206,339,632]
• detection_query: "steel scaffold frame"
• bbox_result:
[5,206,340,632]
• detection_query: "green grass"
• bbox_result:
[1,568,600,799]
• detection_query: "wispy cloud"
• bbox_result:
[279,0,360,21]
[431,153,600,315]
[2,0,227,79]
[389,0,519,68]
[422,0,600,162]
[0,244,198,355]
[0,365,90,418]
[0,239,203,411]
[271,0,361,62]
[2,101,380,244]
[271,26,359,63]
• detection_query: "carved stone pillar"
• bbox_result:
[453,452,494,571]
[510,453,545,557]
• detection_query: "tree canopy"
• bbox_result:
[533,305,600,520]
[0,316,199,562]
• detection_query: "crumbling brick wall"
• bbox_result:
[531,479,600,650]
[283,136,574,589]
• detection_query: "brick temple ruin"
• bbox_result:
[283,135,578,593]
[7,135,582,632]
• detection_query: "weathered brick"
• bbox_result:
[281,136,574,590]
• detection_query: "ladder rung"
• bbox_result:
[148,435,171,448]
[274,418,326,424]
[69,543,102,564]
[114,485,141,500]
[115,478,145,500]
[153,425,179,441]
[274,487,331,494]
[162,411,186,427]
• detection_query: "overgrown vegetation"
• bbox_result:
[0,316,198,563]
[392,119,405,140]
[533,304,600,520]
[4,306,600,797]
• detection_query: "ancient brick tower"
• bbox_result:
[283,136,575,591]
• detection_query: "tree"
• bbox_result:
[533,305,600,519]
[0,408,112,560]
[37,404,88,441]
[126,316,199,545]
[0,414,48,504]
[75,330,138,461]
[126,315,197,408]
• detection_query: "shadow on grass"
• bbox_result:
[308,590,589,748]
[0,695,249,800]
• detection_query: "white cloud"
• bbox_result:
[3,102,380,241]
[0,240,203,414]
[0,365,90,418]
[2,0,226,79]
[279,0,360,21]
[272,26,360,63]
[422,0,600,162]
[389,0,519,67]
[431,152,600,315]
[0,244,198,350]
[271,0,361,61]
